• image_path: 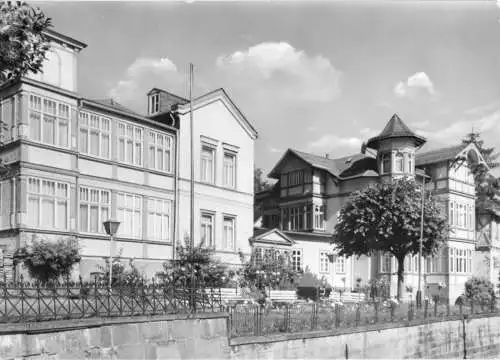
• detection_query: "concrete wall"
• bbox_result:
[1,313,500,359]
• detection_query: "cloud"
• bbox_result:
[359,127,378,138]
[394,72,436,99]
[217,42,341,102]
[307,134,362,153]
[417,108,500,144]
[108,57,185,113]
[410,120,430,129]
[269,147,282,153]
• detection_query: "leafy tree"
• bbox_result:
[463,277,495,304]
[462,131,500,221]
[96,250,144,288]
[0,1,52,82]
[156,239,230,288]
[14,236,81,283]
[331,178,448,299]
[237,249,299,291]
[254,167,272,194]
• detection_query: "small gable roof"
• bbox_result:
[251,228,294,246]
[268,149,376,180]
[415,142,487,168]
[366,114,426,150]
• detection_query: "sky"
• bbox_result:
[34,0,500,177]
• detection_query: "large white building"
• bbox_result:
[0,29,257,280]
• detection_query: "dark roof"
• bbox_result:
[44,29,87,50]
[415,144,467,166]
[366,114,426,149]
[269,149,377,179]
[87,98,141,117]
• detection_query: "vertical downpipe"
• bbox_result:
[173,124,180,260]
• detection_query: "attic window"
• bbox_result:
[149,93,160,115]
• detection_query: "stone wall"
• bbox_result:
[1,313,500,359]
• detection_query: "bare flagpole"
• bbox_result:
[189,63,195,250]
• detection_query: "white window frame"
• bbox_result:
[116,192,143,238]
[292,249,302,271]
[147,198,172,242]
[27,177,69,230]
[201,211,215,247]
[222,215,236,250]
[395,152,404,172]
[314,205,324,230]
[79,186,111,234]
[335,255,346,274]
[380,253,392,273]
[79,111,111,159]
[200,144,216,184]
[319,250,329,273]
[149,93,160,115]
[223,150,237,189]
[28,94,71,148]
[148,130,173,173]
[117,121,143,166]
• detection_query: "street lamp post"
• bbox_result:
[103,219,121,290]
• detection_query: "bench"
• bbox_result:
[269,290,298,302]
[330,291,366,303]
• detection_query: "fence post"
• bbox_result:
[335,303,340,328]
[390,302,395,322]
[36,281,41,321]
[79,277,85,318]
[66,274,71,317]
[355,304,360,327]
[20,275,24,320]
[434,299,438,318]
[94,277,99,317]
[408,301,414,322]
[374,301,379,323]
[424,299,428,319]
[107,282,111,317]
[447,301,450,317]
[284,303,289,332]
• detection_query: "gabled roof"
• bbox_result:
[147,88,188,109]
[44,29,87,51]
[415,144,467,166]
[366,113,426,150]
[251,228,294,246]
[268,148,376,180]
[175,88,258,140]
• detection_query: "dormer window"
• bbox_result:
[149,93,160,115]
[395,153,404,172]
[381,154,391,174]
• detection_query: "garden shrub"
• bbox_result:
[464,277,495,303]
[14,236,81,283]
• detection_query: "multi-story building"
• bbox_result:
[254,114,485,302]
[0,29,256,280]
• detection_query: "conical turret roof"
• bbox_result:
[365,113,426,150]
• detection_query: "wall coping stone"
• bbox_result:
[0,312,229,335]
[230,313,499,346]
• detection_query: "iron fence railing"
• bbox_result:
[0,277,223,323]
[229,298,499,338]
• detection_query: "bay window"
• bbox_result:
[28,178,69,230]
[29,95,70,147]
[118,122,143,166]
[148,131,173,173]
[116,192,142,238]
[79,187,110,234]
[395,153,404,172]
[147,198,172,241]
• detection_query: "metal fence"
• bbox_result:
[0,278,223,323]
[229,298,499,338]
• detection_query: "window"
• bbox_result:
[223,151,236,188]
[449,248,455,273]
[381,154,391,174]
[449,201,454,226]
[117,192,142,238]
[118,122,143,166]
[201,212,215,247]
[319,251,329,273]
[79,187,110,233]
[148,131,173,173]
[454,202,458,226]
[288,170,304,187]
[27,178,69,230]
[426,255,440,274]
[289,207,304,231]
[408,154,413,173]
[292,250,302,271]
[223,216,236,250]
[147,198,172,242]
[149,93,160,114]
[253,247,263,266]
[336,255,346,273]
[380,253,392,273]
[314,205,324,230]
[29,95,70,147]
[395,153,404,172]
[79,112,111,158]
[201,145,215,183]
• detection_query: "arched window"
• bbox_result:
[381,154,391,174]
[314,205,324,230]
[395,153,404,172]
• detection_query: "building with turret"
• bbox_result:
[254,114,488,302]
